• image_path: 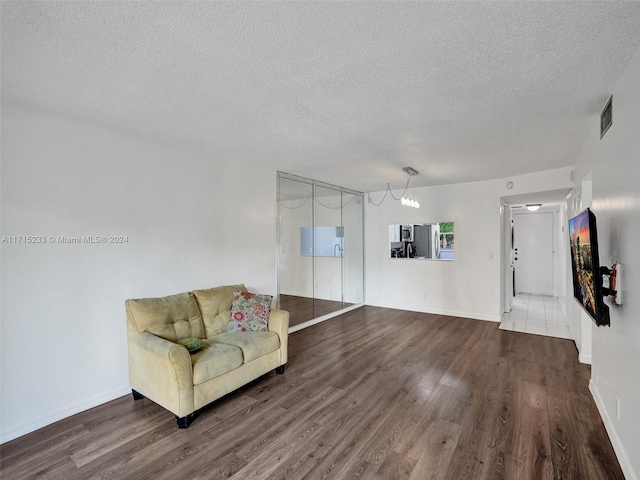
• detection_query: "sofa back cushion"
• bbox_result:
[126,292,204,342]
[192,284,247,337]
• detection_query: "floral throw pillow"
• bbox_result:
[227,291,272,332]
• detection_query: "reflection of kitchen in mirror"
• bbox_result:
[389,222,454,260]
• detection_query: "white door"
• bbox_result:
[513,212,553,295]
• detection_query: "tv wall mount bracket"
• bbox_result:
[601,263,621,306]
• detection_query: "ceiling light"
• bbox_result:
[401,196,420,208]
[401,167,420,208]
[526,204,542,211]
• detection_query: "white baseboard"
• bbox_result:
[589,380,637,480]
[289,303,364,333]
[578,353,592,364]
[1,384,131,444]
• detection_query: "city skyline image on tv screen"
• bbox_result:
[569,209,597,320]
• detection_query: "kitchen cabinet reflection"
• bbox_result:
[389,222,454,260]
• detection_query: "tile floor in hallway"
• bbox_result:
[500,293,572,339]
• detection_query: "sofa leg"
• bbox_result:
[275,365,286,374]
[176,413,195,429]
[132,389,144,400]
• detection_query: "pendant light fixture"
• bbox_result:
[366,166,421,208]
[401,167,420,208]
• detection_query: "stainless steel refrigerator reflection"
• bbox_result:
[413,223,440,259]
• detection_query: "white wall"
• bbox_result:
[0,107,278,443]
[571,44,640,480]
[364,166,574,321]
[501,203,513,314]
[557,200,568,318]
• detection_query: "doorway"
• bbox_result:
[499,188,572,339]
[513,212,553,296]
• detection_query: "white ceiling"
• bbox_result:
[3,1,640,193]
[503,188,572,213]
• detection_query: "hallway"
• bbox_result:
[500,293,572,339]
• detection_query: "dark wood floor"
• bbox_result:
[280,294,353,326]
[0,306,624,479]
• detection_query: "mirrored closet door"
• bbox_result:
[277,172,364,329]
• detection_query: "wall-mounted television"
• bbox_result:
[568,208,610,326]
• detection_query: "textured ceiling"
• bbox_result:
[3,1,640,192]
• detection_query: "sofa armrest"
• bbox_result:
[268,309,289,365]
[127,322,194,417]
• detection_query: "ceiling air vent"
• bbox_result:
[601,96,612,139]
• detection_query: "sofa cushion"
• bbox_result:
[193,284,247,337]
[191,342,244,385]
[212,331,280,363]
[126,292,204,342]
[227,291,272,332]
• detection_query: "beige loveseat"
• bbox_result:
[126,284,289,428]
